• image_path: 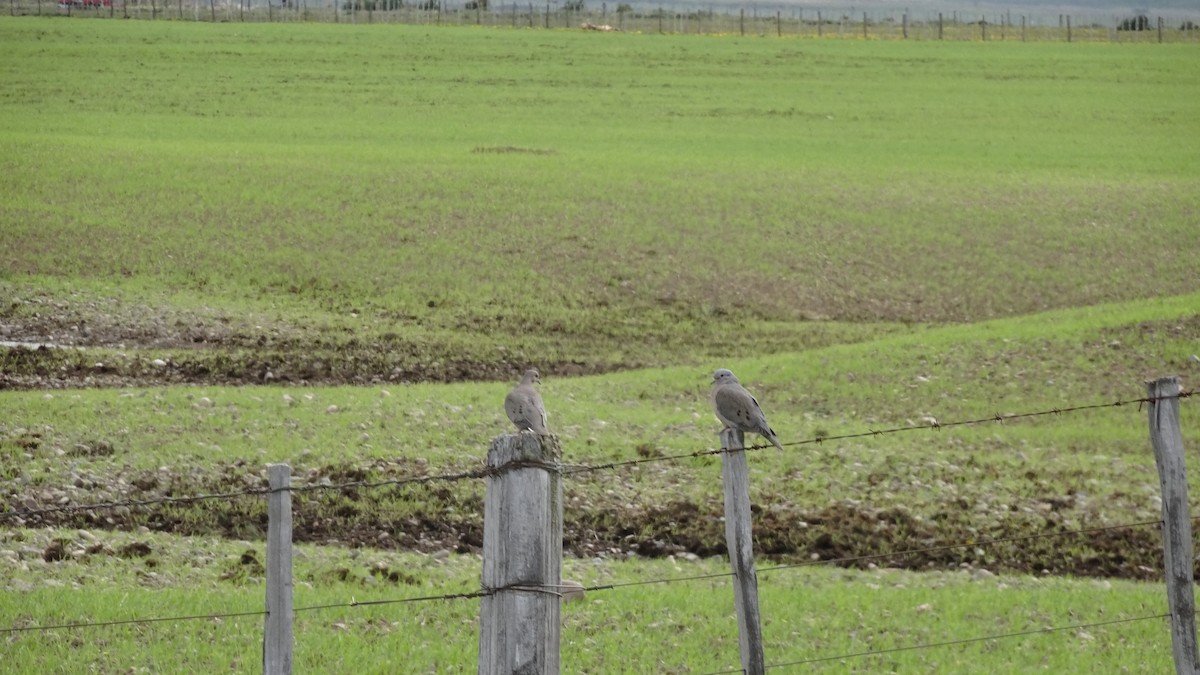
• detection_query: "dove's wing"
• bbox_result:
[714,383,783,450]
[505,385,548,434]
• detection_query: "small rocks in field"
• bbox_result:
[326,405,340,414]
[42,540,69,562]
[151,358,167,368]
[915,603,933,613]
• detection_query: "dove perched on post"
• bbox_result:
[710,368,783,450]
[505,368,549,434]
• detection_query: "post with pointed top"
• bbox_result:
[720,428,765,675]
[264,464,294,675]
[479,432,563,675]
[1147,376,1200,675]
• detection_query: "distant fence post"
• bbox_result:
[720,428,765,675]
[1147,376,1200,675]
[264,464,294,675]
[479,433,563,675]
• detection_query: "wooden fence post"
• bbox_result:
[479,433,563,675]
[264,464,294,675]
[1147,376,1200,675]
[720,428,765,675]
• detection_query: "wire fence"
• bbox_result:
[3,389,1191,522]
[1,387,1194,669]
[7,0,1200,44]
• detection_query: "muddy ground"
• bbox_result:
[0,298,1177,579]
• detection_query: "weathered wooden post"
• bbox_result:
[479,432,563,675]
[264,464,294,675]
[720,428,765,675]
[1147,376,1200,675]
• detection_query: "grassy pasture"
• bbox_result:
[1,19,1198,383]
[0,528,1177,672]
[1,16,1199,673]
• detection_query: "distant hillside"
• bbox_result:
[685,0,1198,18]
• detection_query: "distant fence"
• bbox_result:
[8,0,1200,43]
[0,376,1196,673]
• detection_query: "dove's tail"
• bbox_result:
[766,428,784,451]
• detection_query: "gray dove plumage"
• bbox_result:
[505,368,549,434]
[710,368,783,450]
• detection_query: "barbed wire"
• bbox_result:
[0,585,502,636]
[565,389,1195,474]
[0,609,266,635]
[1,389,1190,521]
[771,389,1195,452]
[702,611,1171,673]
[550,519,1163,598]
[0,516,1173,638]
[293,588,492,613]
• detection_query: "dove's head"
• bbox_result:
[712,368,738,385]
[521,368,541,386]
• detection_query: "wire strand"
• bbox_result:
[0,610,266,635]
[293,589,490,613]
[2,390,1190,519]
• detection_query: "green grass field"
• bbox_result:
[1,16,1198,673]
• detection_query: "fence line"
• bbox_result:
[2,389,1192,522]
[7,3,1200,44]
[0,609,267,634]
[2,384,1194,670]
[0,517,1164,636]
[0,585,504,636]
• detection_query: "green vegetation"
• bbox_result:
[2,19,1198,382]
[0,17,1197,673]
[0,528,1175,672]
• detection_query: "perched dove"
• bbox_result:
[505,368,549,434]
[710,368,783,450]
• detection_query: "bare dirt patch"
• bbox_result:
[0,460,1165,580]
